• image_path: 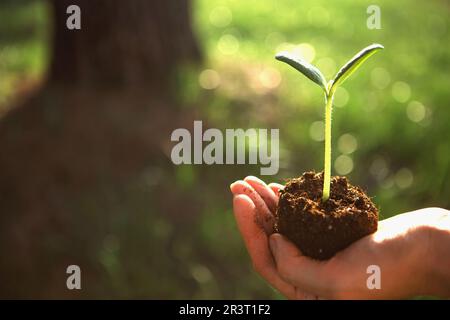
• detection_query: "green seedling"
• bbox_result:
[276,43,384,202]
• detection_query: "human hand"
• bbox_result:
[230,176,450,299]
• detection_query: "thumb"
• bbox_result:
[269,233,332,296]
[269,233,302,261]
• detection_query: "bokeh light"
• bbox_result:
[259,67,281,89]
[337,133,358,154]
[277,42,316,63]
[334,154,353,175]
[191,264,213,284]
[406,100,426,123]
[199,69,221,89]
[217,34,239,55]
[209,6,232,28]
[369,156,389,182]
[333,87,349,108]
[391,81,411,103]
[316,57,336,79]
[395,168,414,189]
[309,121,325,141]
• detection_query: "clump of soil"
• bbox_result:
[276,171,378,260]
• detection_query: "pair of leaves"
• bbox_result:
[275,43,384,96]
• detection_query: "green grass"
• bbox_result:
[0,0,49,112]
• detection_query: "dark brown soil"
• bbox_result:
[276,171,378,260]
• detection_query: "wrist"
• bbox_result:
[428,210,450,298]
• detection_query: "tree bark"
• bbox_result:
[49,0,201,91]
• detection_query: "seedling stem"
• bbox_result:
[276,44,384,202]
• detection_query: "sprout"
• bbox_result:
[276,44,384,201]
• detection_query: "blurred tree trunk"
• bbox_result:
[50,0,201,93]
[0,0,202,298]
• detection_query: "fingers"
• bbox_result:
[244,176,278,213]
[268,183,284,197]
[230,178,323,299]
[269,233,332,297]
[232,195,297,299]
[230,180,275,234]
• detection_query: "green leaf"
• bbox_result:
[275,51,327,92]
[329,43,384,94]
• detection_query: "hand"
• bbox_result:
[230,176,450,299]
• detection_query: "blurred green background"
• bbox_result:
[0,0,448,298]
